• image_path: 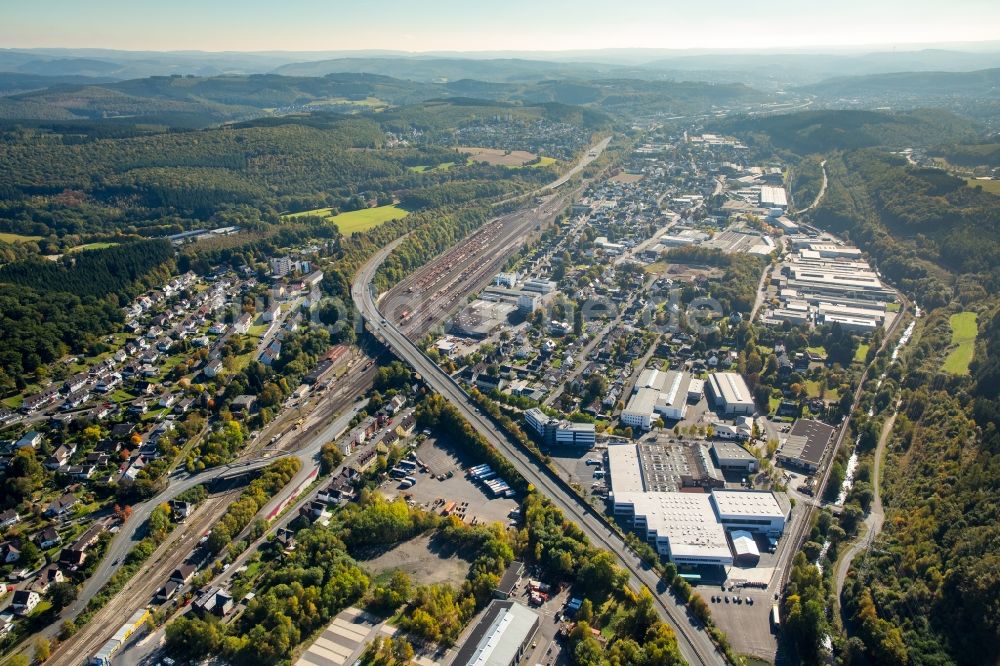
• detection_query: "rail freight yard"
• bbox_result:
[378,138,610,340]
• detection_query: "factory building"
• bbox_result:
[759,186,788,209]
[450,600,539,666]
[710,441,758,473]
[613,491,734,566]
[621,370,693,429]
[711,489,786,538]
[776,419,836,472]
[608,441,786,567]
[706,373,755,415]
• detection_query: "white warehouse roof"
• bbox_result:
[711,489,785,521]
[616,491,732,564]
[607,444,644,493]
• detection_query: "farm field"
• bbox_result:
[310,96,388,110]
[0,232,43,243]
[408,161,460,173]
[458,146,553,168]
[285,204,409,235]
[68,242,120,253]
[943,311,978,374]
[966,178,1000,195]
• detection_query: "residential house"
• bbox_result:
[35,527,61,550]
[275,527,296,550]
[45,493,78,518]
[1,542,20,564]
[67,464,95,480]
[204,360,223,378]
[156,580,180,602]
[230,395,256,415]
[11,590,40,616]
[170,500,192,522]
[45,444,76,470]
[0,510,19,529]
[15,432,42,449]
[169,563,197,586]
[29,563,64,594]
[194,587,234,617]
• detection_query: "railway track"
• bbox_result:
[778,295,910,593]
[46,491,238,666]
[354,234,724,666]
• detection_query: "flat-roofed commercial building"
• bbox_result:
[710,489,786,538]
[711,441,758,473]
[607,444,645,497]
[687,378,704,401]
[707,372,755,415]
[614,491,734,566]
[621,387,658,430]
[450,600,539,666]
[524,408,595,447]
[759,186,788,208]
[609,441,724,506]
[554,422,596,447]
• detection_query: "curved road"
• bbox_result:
[832,401,897,606]
[793,159,827,215]
[353,242,723,666]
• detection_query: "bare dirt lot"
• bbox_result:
[364,533,472,585]
[610,172,644,184]
[458,146,538,166]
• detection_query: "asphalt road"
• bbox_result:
[353,239,724,666]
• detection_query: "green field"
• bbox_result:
[967,178,1000,195]
[529,156,557,168]
[943,311,978,374]
[854,343,870,363]
[0,232,43,243]
[408,161,461,173]
[285,204,409,236]
[68,242,119,253]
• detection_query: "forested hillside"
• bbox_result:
[0,104,568,240]
[719,109,976,156]
[728,108,1000,666]
[841,304,1000,666]
[0,240,174,392]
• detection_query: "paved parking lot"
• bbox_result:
[547,444,607,500]
[379,435,517,525]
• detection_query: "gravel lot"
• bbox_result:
[379,435,517,525]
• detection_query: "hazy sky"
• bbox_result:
[3,0,998,52]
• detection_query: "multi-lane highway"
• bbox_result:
[353,241,724,666]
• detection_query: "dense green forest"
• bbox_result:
[0,69,759,125]
[841,305,1000,666]
[718,109,976,156]
[810,150,1000,302]
[0,240,174,390]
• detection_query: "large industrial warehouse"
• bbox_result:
[607,442,787,566]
